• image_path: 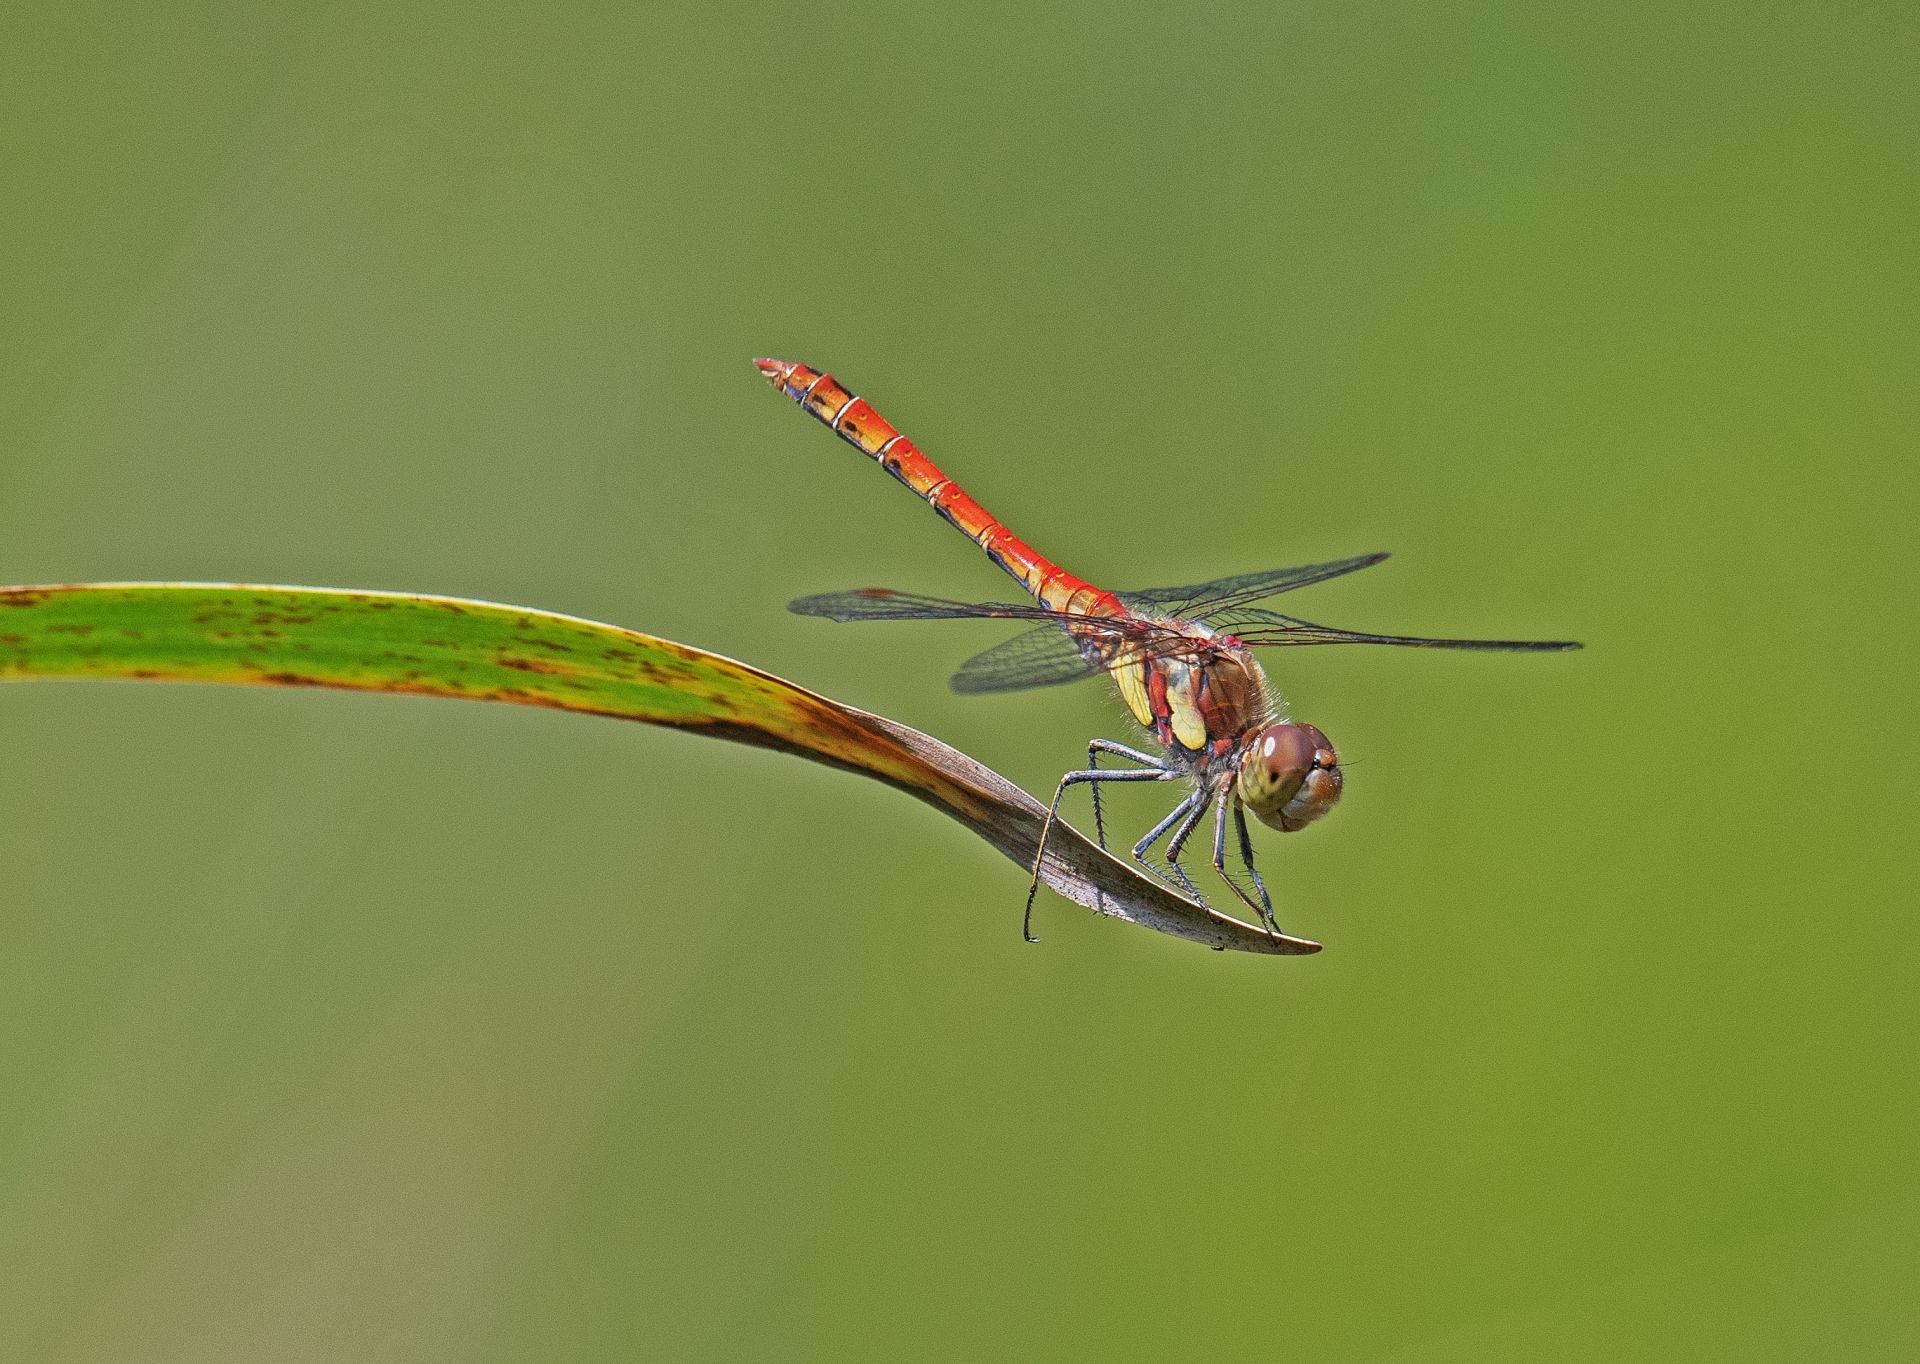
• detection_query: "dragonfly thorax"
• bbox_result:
[1110,629,1276,766]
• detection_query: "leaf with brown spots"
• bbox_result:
[0,583,1319,955]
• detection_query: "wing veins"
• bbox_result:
[1219,607,1582,651]
[1116,552,1390,619]
[948,625,1101,694]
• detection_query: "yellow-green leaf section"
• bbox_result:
[0,583,1318,956]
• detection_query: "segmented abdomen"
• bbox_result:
[754,358,1123,618]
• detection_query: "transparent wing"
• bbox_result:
[788,588,1062,623]
[1213,607,1582,651]
[1116,552,1390,619]
[795,555,1389,626]
[789,588,1216,694]
[948,626,1102,695]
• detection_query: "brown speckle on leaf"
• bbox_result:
[634,659,695,685]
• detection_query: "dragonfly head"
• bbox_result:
[1237,723,1342,832]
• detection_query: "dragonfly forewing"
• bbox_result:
[1214,607,1583,652]
[1116,552,1390,618]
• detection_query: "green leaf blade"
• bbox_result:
[0,584,1318,956]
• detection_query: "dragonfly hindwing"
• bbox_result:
[949,625,1102,694]
[788,589,1040,622]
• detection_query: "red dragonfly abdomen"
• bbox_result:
[755,359,1124,619]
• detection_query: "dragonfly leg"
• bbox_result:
[1085,738,1169,853]
[1129,791,1204,902]
[1024,762,1176,944]
[1212,788,1279,937]
[1231,799,1278,932]
[1087,737,1165,767]
[1158,794,1213,905]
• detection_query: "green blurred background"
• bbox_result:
[2,2,1914,1359]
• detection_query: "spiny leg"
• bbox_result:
[1084,738,1163,853]
[1024,762,1172,943]
[1158,793,1213,905]
[1211,787,1279,937]
[1082,738,1171,923]
[1231,799,1278,932]
[1130,791,1205,901]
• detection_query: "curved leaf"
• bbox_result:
[0,584,1320,955]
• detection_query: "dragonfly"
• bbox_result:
[755,358,1581,944]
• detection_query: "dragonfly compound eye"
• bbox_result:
[1238,723,1344,832]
